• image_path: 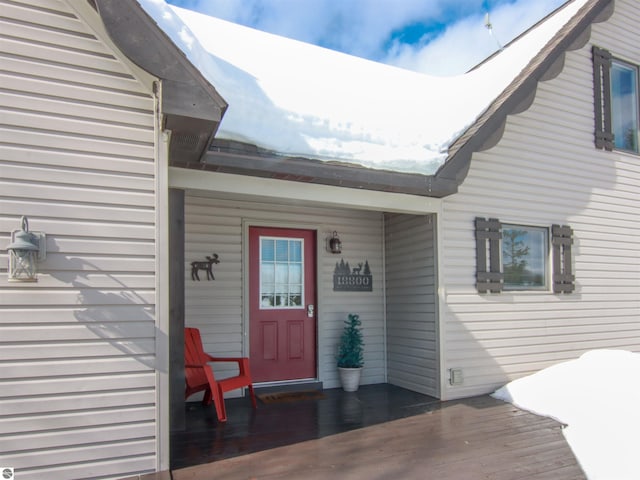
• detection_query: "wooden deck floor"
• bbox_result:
[170,384,585,480]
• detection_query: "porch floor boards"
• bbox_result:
[170,384,585,480]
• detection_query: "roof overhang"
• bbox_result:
[177,0,615,199]
[94,0,615,199]
[435,0,615,187]
[94,0,228,164]
[174,139,457,197]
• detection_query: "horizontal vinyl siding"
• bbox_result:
[185,194,385,391]
[385,213,438,397]
[440,0,640,400]
[0,1,157,479]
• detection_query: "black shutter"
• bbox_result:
[552,225,575,293]
[475,217,503,293]
[593,46,614,151]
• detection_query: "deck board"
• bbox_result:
[171,385,584,479]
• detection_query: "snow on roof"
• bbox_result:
[493,350,640,480]
[138,0,588,175]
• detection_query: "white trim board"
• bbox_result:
[170,167,442,215]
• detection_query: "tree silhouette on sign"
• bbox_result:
[335,259,352,275]
[363,261,371,275]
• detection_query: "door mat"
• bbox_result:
[257,390,325,404]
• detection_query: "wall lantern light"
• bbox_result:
[7,216,46,282]
[328,231,342,254]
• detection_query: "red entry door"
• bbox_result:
[249,227,317,382]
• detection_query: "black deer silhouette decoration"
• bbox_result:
[191,254,220,281]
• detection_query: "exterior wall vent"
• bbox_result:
[449,368,464,386]
[173,132,203,152]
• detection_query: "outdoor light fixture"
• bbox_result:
[7,216,46,282]
[328,231,342,254]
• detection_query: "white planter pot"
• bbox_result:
[338,367,362,392]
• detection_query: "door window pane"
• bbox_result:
[259,236,304,308]
[261,263,275,284]
[289,264,302,283]
[261,239,275,261]
[276,240,289,261]
[289,241,302,262]
[275,264,288,284]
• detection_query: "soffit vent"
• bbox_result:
[164,114,218,164]
[173,132,204,152]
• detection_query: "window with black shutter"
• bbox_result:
[593,46,640,153]
[475,219,575,294]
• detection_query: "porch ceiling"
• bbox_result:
[169,167,442,216]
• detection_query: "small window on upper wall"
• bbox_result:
[501,225,549,291]
[593,46,640,153]
[611,59,639,152]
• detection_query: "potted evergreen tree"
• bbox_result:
[336,313,364,392]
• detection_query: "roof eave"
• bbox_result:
[95,0,615,199]
[435,0,615,190]
[174,140,456,197]
[94,0,228,164]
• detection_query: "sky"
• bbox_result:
[166,0,568,76]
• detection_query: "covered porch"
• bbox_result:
[168,168,444,433]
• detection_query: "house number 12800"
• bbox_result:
[333,259,373,292]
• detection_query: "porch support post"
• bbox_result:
[435,209,447,400]
[169,188,186,431]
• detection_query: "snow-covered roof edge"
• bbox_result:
[436,0,614,187]
[166,1,591,176]
[95,0,614,197]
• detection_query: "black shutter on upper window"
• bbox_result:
[593,46,614,151]
[475,217,503,293]
[552,225,575,293]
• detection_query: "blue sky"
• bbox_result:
[166,0,567,75]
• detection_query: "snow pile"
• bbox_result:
[492,350,640,480]
[138,0,588,175]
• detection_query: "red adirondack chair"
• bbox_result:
[184,327,257,422]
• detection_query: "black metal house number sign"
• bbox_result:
[333,259,372,292]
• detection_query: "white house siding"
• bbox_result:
[0,1,158,478]
[440,0,640,400]
[384,213,438,397]
[184,193,386,391]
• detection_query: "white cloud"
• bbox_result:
[170,1,483,65]
[173,0,568,75]
[385,0,568,75]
